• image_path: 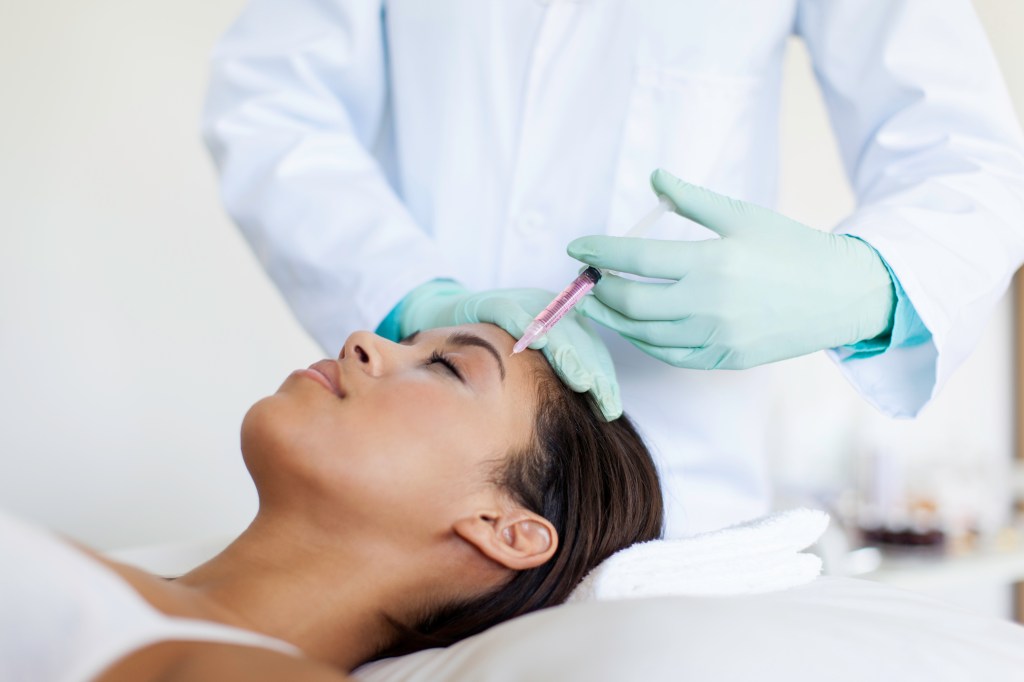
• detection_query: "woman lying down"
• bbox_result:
[2,323,663,682]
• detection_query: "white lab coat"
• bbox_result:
[203,0,1024,536]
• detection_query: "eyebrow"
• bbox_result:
[400,330,506,381]
[446,331,506,381]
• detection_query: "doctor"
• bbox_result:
[203,1,1024,536]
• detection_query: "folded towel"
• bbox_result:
[567,508,829,602]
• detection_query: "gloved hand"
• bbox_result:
[397,280,622,420]
[566,169,896,370]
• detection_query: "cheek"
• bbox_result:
[339,384,503,503]
[363,384,487,466]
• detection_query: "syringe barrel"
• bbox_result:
[532,266,602,329]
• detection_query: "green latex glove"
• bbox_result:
[566,169,897,370]
[397,280,622,420]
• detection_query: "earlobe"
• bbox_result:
[453,511,558,571]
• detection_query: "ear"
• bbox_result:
[452,509,558,571]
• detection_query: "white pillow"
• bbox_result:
[354,577,1024,681]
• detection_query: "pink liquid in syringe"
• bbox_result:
[513,267,603,353]
[535,266,603,328]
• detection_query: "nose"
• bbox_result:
[339,330,389,377]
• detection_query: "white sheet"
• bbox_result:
[355,577,1024,681]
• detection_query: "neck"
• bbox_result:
[173,511,417,671]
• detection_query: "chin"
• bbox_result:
[240,392,350,499]
[239,393,308,487]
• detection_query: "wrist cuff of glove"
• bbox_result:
[842,247,931,359]
[374,298,406,342]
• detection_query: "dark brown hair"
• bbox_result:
[382,364,664,656]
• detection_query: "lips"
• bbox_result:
[306,359,345,398]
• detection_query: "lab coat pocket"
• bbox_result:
[606,65,771,242]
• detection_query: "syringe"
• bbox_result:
[511,195,674,355]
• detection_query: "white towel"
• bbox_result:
[567,508,829,602]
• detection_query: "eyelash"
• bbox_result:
[427,351,463,381]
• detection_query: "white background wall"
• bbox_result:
[0,0,318,549]
[1,0,1022,584]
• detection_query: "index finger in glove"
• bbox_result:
[567,236,717,281]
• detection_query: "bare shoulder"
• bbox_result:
[97,640,352,682]
[166,642,353,682]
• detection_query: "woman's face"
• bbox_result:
[241,324,547,540]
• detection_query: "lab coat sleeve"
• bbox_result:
[201,0,453,353]
[796,0,1024,417]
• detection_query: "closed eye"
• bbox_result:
[427,350,464,382]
